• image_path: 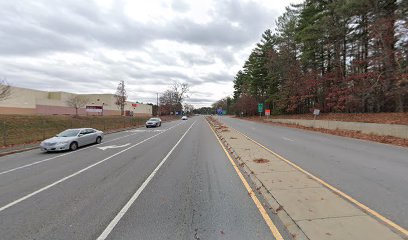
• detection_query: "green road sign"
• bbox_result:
[258,103,263,113]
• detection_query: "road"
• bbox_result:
[220,116,408,229]
[0,116,283,240]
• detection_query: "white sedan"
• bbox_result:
[40,128,104,152]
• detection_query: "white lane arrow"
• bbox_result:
[98,143,131,151]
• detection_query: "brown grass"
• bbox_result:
[0,114,177,147]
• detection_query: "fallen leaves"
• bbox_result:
[253,158,270,163]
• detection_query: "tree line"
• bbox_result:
[231,0,407,115]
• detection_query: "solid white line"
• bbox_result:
[96,121,196,240]
[0,122,184,176]
[0,121,185,213]
[0,134,138,176]
[282,137,295,142]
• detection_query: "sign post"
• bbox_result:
[257,103,263,118]
[313,109,320,120]
[313,109,320,127]
[265,109,271,119]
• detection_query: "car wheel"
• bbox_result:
[70,142,78,151]
[96,136,102,144]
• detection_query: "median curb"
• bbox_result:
[207,117,407,240]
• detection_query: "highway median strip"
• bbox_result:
[208,120,285,240]
[207,116,407,240]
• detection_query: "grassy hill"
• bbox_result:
[0,115,151,147]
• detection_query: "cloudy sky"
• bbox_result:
[0,0,302,107]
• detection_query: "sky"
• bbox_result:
[0,0,303,107]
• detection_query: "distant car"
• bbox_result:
[181,116,188,120]
[145,117,162,128]
[40,128,103,152]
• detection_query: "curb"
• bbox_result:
[208,118,308,240]
[0,146,39,157]
[210,117,408,240]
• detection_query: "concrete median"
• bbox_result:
[208,117,407,240]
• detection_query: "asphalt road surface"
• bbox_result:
[0,116,283,240]
[220,116,408,229]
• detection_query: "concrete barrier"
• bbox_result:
[266,119,408,139]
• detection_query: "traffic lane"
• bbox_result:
[0,119,196,240]
[221,116,408,229]
[0,120,187,210]
[105,117,275,240]
[0,119,181,174]
[222,117,408,179]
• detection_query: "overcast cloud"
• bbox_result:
[0,0,303,107]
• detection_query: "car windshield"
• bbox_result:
[57,129,80,137]
[149,118,159,121]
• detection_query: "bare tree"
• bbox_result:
[115,80,127,116]
[0,78,11,101]
[183,103,194,115]
[159,90,176,115]
[66,95,89,116]
[159,81,189,115]
[172,81,189,108]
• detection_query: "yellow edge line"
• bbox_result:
[207,122,284,240]
[231,126,408,237]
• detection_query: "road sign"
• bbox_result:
[258,103,263,113]
[265,109,270,116]
[217,108,223,115]
[313,109,320,120]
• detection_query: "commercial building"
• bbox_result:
[0,86,152,117]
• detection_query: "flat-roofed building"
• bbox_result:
[0,86,152,117]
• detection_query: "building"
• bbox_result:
[0,86,152,117]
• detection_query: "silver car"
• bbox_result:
[40,128,104,152]
[145,118,162,128]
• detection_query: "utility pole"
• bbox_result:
[156,92,159,116]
